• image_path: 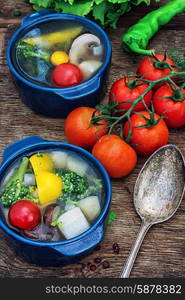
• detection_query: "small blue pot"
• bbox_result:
[0,136,112,266]
[6,10,112,118]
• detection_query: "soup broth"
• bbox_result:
[0,149,105,242]
[12,19,105,87]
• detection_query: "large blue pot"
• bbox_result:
[0,136,112,266]
[6,10,112,118]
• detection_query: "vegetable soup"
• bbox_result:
[0,150,105,242]
[12,19,104,88]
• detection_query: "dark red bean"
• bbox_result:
[102,260,110,269]
[112,242,120,254]
[89,264,97,272]
[94,257,102,264]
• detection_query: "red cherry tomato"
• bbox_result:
[92,134,137,178]
[123,111,169,156]
[8,200,41,230]
[137,54,178,89]
[52,63,83,87]
[109,77,152,112]
[64,107,108,150]
[153,84,185,128]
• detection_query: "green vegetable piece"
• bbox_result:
[56,170,88,202]
[13,10,22,17]
[107,210,117,226]
[28,0,158,28]
[0,157,38,207]
[122,0,185,56]
[16,41,51,63]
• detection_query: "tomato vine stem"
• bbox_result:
[93,70,185,138]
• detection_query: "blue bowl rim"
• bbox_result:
[6,12,112,94]
[0,140,112,247]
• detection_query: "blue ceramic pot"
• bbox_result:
[6,10,112,118]
[0,136,112,266]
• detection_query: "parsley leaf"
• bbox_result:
[107,211,117,226]
[28,0,160,28]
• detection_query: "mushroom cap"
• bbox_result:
[69,33,101,65]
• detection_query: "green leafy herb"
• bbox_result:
[107,210,117,225]
[13,10,22,17]
[28,0,161,28]
[0,157,38,207]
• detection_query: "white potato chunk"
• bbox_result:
[57,207,90,239]
[50,151,68,169]
[77,196,101,223]
[66,155,88,177]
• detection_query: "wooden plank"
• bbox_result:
[0,0,184,29]
[0,0,185,278]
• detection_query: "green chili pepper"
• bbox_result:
[122,0,185,56]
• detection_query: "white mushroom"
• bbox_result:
[69,33,101,65]
[92,45,104,57]
[78,60,102,80]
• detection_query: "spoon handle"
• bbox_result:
[120,222,151,278]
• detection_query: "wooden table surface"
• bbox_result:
[0,0,185,278]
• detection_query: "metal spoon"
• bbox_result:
[120,144,185,278]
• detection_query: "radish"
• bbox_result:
[50,151,68,169]
[66,155,88,177]
[77,196,101,222]
[57,207,90,239]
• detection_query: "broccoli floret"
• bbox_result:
[56,170,88,202]
[79,178,103,199]
[16,41,50,63]
[0,157,38,207]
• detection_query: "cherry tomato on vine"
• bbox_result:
[123,111,169,156]
[92,134,137,178]
[137,54,178,88]
[64,107,108,150]
[52,63,83,87]
[153,84,185,128]
[109,77,152,112]
[8,200,41,230]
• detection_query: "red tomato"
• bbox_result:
[137,54,178,88]
[153,85,185,128]
[8,200,41,230]
[52,63,83,87]
[92,134,137,178]
[109,77,152,112]
[123,111,169,155]
[64,107,108,150]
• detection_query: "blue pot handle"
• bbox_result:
[51,223,104,257]
[22,9,57,26]
[54,77,101,100]
[2,136,46,161]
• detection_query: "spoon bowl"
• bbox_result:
[120,144,185,278]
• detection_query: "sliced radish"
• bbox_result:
[77,196,101,222]
[66,155,88,177]
[57,207,90,239]
[50,151,68,169]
